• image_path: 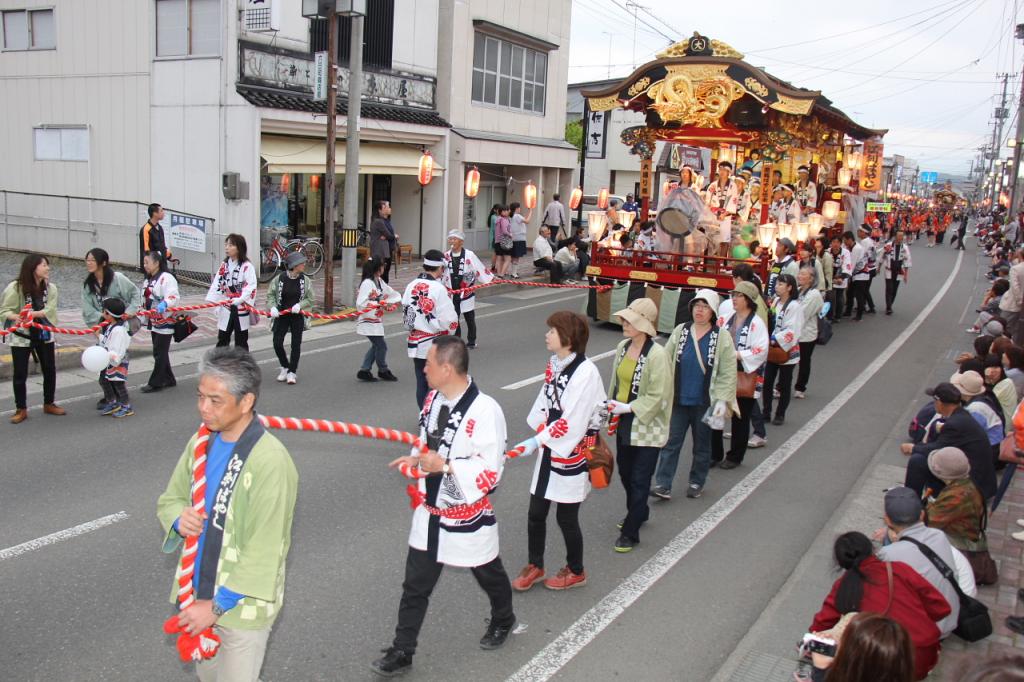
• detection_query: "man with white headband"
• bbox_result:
[442,229,493,349]
[402,249,459,408]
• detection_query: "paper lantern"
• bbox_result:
[464,167,480,198]
[808,214,824,237]
[569,186,583,210]
[837,167,852,187]
[280,174,290,193]
[587,212,607,241]
[777,222,794,241]
[597,188,609,209]
[417,151,434,186]
[523,181,537,209]
[756,222,777,247]
[794,222,810,242]
[822,200,840,220]
[718,146,735,167]
[617,211,635,228]
[82,345,110,373]
[310,174,321,190]
[846,151,862,170]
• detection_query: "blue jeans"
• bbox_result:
[751,396,767,438]
[361,335,389,371]
[655,403,712,490]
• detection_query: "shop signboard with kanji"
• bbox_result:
[167,213,207,253]
[860,141,883,192]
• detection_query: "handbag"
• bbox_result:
[816,317,833,345]
[736,370,757,398]
[965,549,999,585]
[999,434,1021,463]
[499,233,513,250]
[767,344,790,365]
[903,537,993,642]
[172,315,197,343]
[585,432,615,489]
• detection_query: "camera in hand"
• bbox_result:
[801,633,836,657]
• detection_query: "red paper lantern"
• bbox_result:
[597,188,609,209]
[464,167,480,198]
[523,181,537,209]
[418,152,434,186]
[280,174,290,192]
[569,187,583,210]
[310,174,321,190]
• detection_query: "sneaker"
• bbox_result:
[466,342,478,349]
[112,405,135,418]
[96,398,108,410]
[616,518,624,530]
[747,435,767,448]
[479,618,516,650]
[378,370,398,382]
[794,390,806,399]
[511,564,545,592]
[719,460,740,470]
[543,566,587,590]
[723,431,732,439]
[140,384,161,393]
[614,535,637,553]
[686,483,703,498]
[771,415,785,426]
[370,647,413,677]
[1013,530,1024,543]
[1015,519,1024,529]
[772,388,781,398]
[286,372,297,385]
[650,486,672,500]
[277,367,289,382]
[357,369,379,382]
[99,401,120,416]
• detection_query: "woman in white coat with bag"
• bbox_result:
[762,273,802,426]
[206,233,257,351]
[140,251,180,393]
[356,257,401,382]
[511,311,605,592]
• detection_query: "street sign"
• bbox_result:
[313,51,328,101]
[585,110,608,159]
[866,202,893,213]
[919,171,939,183]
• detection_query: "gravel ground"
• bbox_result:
[0,250,207,310]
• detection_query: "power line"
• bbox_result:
[602,0,675,43]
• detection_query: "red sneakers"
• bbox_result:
[543,566,587,590]
[511,564,545,591]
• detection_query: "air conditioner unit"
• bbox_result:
[223,172,250,201]
[244,0,280,32]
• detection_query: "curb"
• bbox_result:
[0,277,546,379]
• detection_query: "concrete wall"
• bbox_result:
[393,0,439,77]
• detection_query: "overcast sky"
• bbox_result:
[567,0,1020,177]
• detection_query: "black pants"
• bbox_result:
[831,288,846,321]
[956,228,967,249]
[527,493,583,575]
[392,547,514,655]
[846,280,868,319]
[382,257,394,283]
[616,427,659,542]
[904,451,946,498]
[865,272,877,312]
[763,363,795,420]
[272,315,304,372]
[452,296,477,345]
[100,376,130,405]
[720,396,756,464]
[216,308,249,351]
[795,341,816,392]
[414,357,428,408]
[147,333,176,388]
[884,276,901,312]
[11,343,55,409]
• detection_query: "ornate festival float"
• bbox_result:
[577,32,887,332]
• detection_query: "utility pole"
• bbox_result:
[601,31,613,79]
[1010,24,1024,215]
[989,73,1010,208]
[341,11,364,308]
[323,8,338,312]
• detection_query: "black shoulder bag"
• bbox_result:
[902,537,992,642]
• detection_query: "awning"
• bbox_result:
[261,135,445,176]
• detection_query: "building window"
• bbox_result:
[155,0,220,58]
[34,126,89,162]
[309,0,394,71]
[472,34,546,114]
[2,8,55,50]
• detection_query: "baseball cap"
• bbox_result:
[924,381,961,404]
[884,486,923,525]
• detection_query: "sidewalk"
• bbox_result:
[0,254,541,379]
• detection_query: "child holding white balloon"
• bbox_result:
[96,298,133,417]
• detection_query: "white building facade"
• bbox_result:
[0,0,575,283]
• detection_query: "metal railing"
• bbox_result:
[0,190,221,286]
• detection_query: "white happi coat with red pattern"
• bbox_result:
[408,385,508,567]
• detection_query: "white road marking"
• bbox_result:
[507,251,964,682]
[0,511,130,562]
[6,292,586,416]
[500,349,618,390]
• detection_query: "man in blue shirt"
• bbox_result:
[621,193,640,214]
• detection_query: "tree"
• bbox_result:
[565,119,583,160]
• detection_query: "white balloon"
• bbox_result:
[81,345,110,373]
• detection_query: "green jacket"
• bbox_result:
[663,322,739,417]
[0,281,59,348]
[157,428,299,630]
[608,339,671,448]
[266,273,316,330]
[81,271,141,326]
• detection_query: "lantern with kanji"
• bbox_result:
[569,186,583,210]
[597,188,609,209]
[523,181,537,209]
[418,151,434,186]
[464,167,480,197]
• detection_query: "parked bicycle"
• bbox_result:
[259,228,325,282]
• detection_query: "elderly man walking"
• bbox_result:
[157,348,299,681]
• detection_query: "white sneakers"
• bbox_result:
[794,390,806,399]
[277,367,288,382]
[286,372,297,385]
[748,435,767,448]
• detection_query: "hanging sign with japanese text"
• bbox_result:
[860,141,884,192]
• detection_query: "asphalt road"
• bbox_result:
[0,240,976,681]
